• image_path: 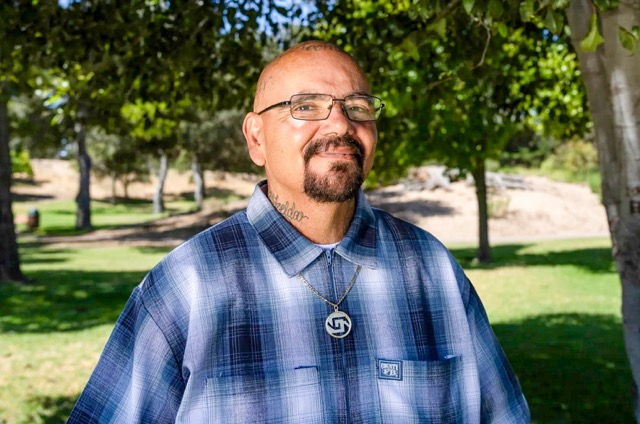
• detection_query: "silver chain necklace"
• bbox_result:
[295,265,362,339]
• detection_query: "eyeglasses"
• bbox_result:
[257,93,385,122]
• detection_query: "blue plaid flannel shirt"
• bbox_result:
[68,181,529,423]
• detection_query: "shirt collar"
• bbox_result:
[246,180,378,276]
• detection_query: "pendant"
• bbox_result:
[325,310,352,338]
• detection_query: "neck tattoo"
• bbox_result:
[269,193,309,222]
[295,265,362,338]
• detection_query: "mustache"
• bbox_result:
[303,134,365,164]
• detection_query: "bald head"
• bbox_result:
[253,41,370,112]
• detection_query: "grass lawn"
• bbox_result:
[0,245,170,424]
[12,198,196,236]
[0,237,634,423]
[449,238,632,423]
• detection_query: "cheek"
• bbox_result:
[360,128,377,173]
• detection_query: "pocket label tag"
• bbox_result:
[378,359,403,381]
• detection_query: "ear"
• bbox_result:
[243,112,266,166]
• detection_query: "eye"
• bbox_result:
[293,102,320,112]
[347,104,369,113]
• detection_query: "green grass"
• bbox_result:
[0,237,634,423]
[0,245,170,424]
[449,238,632,423]
[12,198,195,235]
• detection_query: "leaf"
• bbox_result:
[618,26,637,52]
[487,0,504,18]
[497,22,508,38]
[401,37,420,61]
[428,18,447,38]
[519,0,534,22]
[579,12,605,52]
[592,0,620,12]
[463,0,475,14]
[545,8,562,34]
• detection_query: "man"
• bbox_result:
[68,41,529,423]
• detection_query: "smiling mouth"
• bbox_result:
[316,150,358,160]
[304,135,365,166]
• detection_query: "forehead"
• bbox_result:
[256,50,370,109]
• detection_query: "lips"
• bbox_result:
[318,148,359,158]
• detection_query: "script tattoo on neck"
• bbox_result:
[269,193,309,222]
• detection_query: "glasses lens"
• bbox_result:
[290,94,333,120]
[344,95,382,121]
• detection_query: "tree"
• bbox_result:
[319,0,639,419]
[0,0,58,282]
[50,0,154,230]
[177,109,259,210]
[317,3,587,262]
[566,2,640,421]
[88,127,149,203]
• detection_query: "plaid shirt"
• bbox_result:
[68,181,529,423]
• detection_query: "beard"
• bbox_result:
[303,134,365,203]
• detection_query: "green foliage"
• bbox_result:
[618,24,640,52]
[87,127,150,198]
[580,12,605,52]
[541,138,599,179]
[500,131,559,168]
[176,109,259,174]
[317,2,587,184]
[121,100,178,141]
[487,190,510,219]
[8,94,63,158]
[10,148,33,178]
[503,29,589,139]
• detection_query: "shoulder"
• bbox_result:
[371,207,471,295]
[138,210,255,297]
[131,210,255,347]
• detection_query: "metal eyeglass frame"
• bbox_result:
[257,93,385,122]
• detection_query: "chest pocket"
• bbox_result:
[204,366,325,424]
[376,356,464,424]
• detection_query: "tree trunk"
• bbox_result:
[192,156,205,211]
[75,102,92,230]
[123,179,130,199]
[110,171,117,205]
[0,89,26,283]
[568,1,640,421]
[153,150,168,214]
[472,157,491,263]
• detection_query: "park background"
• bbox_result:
[2,1,639,423]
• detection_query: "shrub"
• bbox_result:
[11,149,34,178]
[540,139,600,194]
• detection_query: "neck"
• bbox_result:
[266,187,356,244]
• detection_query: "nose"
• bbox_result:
[324,100,355,134]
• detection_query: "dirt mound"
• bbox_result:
[14,159,609,246]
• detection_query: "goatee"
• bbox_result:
[303,134,365,203]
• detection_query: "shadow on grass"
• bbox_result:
[175,186,243,202]
[495,313,635,424]
[21,394,76,424]
[450,244,615,273]
[0,269,143,333]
